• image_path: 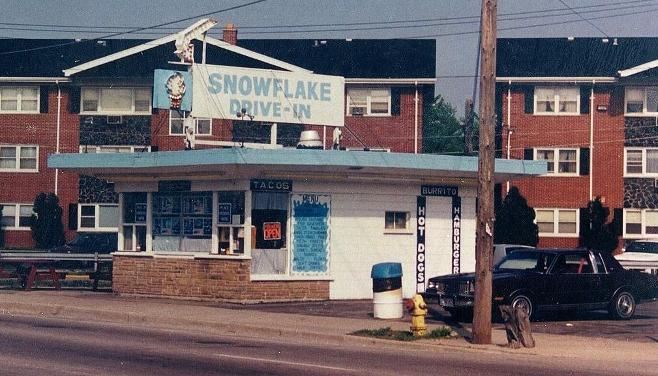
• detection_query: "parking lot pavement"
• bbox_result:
[228,298,658,343]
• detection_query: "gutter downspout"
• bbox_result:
[55,81,62,195]
[506,81,512,193]
[589,84,594,200]
[414,81,419,154]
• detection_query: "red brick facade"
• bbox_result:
[500,85,624,248]
[0,86,79,246]
[113,255,329,301]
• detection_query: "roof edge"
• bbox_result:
[496,77,617,83]
[345,78,435,85]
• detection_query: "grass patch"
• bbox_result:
[352,326,456,341]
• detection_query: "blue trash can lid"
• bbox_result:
[371,262,403,278]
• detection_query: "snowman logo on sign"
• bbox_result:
[165,72,186,109]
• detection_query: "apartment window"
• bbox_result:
[79,204,119,231]
[625,87,658,115]
[534,87,579,114]
[0,145,38,172]
[536,208,578,237]
[0,87,38,113]
[81,87,151,114]
[624,209,658,236]
[347,88,391,116]
[385,211,409,231]
[624,148,658,176]
[169,110,212,135]
[79,145,150,153]
[536,148,578,175]
[1,204,33,229]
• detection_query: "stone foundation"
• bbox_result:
[112,255,330,302]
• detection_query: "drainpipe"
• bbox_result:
[414,81,419,154]
[589,83,595,200]
[55,81,62,195]
[506,81,512,193]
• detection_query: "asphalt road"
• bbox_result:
[0,315,654,376]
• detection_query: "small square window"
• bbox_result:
[385,211,409,230]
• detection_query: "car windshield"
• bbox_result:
[496,251,555,273]
[626,241,658,254]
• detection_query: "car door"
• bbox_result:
[550,251,599,308]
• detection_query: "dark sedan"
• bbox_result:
[422,249,658,320]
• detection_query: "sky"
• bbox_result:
[4,0,658,116]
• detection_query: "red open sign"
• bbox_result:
[263,222,281,240]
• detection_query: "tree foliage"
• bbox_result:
[494,187,539,246]
[30,192,65,249]
[423,95,472,155]
[580,197,618,252]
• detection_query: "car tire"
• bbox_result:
[511,294,533,319]
[608,290,636,320]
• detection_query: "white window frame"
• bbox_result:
[0,203,33,230]
[535,208,579,237]
[624,87,658,116]
[623,147,658,176]
[384,211,410,234]
[0,86,39,114]
[534,86,580,115]
[80,87,151,115]
[534,148,579,176]
[623,208,658,238]
[169,110,212,136]
[78,203,119,231]
[346,87,391,117]
[79,145,150,154]
[0,145,38,172]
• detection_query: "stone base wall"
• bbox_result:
[112,255,330,302]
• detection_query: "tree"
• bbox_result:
[580,197,619,253]
[30,192,65,249]
[423,95,465,155]
[494,186,539,246]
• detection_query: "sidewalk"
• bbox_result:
[0,290,656,363]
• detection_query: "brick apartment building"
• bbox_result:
[0,24,435,248]
[497,37,658,248]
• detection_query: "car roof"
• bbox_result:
[519,248,594,254]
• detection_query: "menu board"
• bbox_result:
[218,203,232,224]
[291,194,330,275]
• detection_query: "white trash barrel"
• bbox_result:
[371,262,403,319]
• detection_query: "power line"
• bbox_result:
[0,0,269,56]
[0,0,653,32]
[558,0,610,37]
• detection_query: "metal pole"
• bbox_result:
[472,0,497,345]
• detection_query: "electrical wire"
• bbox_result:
[0,0,653,32]
[558,0,610,37]
[0,0,269,56]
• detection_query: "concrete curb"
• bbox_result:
[0,300,543,357]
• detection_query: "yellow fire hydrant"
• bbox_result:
[406,293,428,337]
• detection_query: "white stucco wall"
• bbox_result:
[294,181,476,300]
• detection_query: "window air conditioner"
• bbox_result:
[351,107,365,116]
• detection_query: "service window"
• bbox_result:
[251,191,289,275]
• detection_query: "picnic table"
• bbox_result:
[0,252,112,290]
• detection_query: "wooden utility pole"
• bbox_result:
[472,0,497,345]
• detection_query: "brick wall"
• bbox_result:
[0,86,79,247]
[112,255,330,302]
[500,85,624,248]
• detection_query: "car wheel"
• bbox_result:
[609,291,636,320]
[511,294,533,319]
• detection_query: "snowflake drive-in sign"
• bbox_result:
[191,64,345,127]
